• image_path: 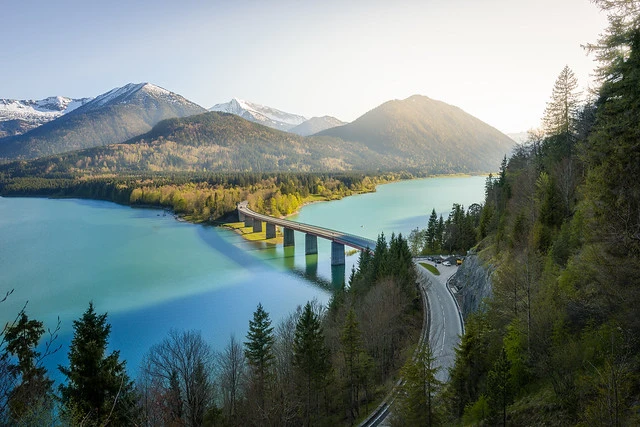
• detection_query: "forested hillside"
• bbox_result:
[0,83,206,160]
[318,95,515,173]
[413,3,640,424]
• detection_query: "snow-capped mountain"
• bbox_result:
[209,98,306,131]
[0,83,207,160]
[0,96,92,138]
[72,83,200,115]
[289,116,346,136]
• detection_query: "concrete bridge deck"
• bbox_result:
[237,201,375,264]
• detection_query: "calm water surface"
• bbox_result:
[0,175,484,381]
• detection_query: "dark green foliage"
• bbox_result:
[3,312,54,424]
[59,302,138,426]
[349,233,417,300]
[393,342,442,426]
[340,308,371,424]
[486,348,512,426]
[425,208,439,251]
[447,312,494,417]
[292,302,330,425]
[447,5,640,424]
[244,303,275,412]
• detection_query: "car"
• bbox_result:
[443,261,451,266]
[435,259,442,264]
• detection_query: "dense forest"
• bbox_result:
[0,170,407,222]
[401,2,640,424]
[2,0,639,425]
[0,234,421,426]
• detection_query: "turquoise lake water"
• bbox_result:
[0,175,485,381]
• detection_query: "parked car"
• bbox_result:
[443,261,451,266]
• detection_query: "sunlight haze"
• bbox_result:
[2,0,608,134]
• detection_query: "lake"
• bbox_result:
[0,175,485,381]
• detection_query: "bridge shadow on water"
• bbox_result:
[196,225,344,292]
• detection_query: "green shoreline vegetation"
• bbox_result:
[0,171,415,223]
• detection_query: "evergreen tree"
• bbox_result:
[371,232,388,281]
[426,208,439,252]
[394,342,442,426]
[244,303,275,413]
[543,65,581,138]
[4,312,54,423]
[584,2,640,257]
[341,308,369,424]
[487,347,513,426]
[59,302,137,426]
[436,215,445,250]
[292,302,330,426]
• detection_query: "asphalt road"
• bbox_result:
[415,260,463,382]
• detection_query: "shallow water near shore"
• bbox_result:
[0,175,485,381]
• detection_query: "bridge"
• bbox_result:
[237,201,376,265]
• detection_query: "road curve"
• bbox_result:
[359,261,463,426]
[415,260,463,382]
[237,201,376,251]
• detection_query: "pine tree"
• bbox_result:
[394,342,442,426]
[244,303,275,413]
[584,2,640,256]
[292,302,329,426]
[371,232,388,281]
[59,302,137,426]
[4,312,54,423]
[426,208,438,252]
[341,308,370,423]
[543,65,581,138]
[487,347,513,426]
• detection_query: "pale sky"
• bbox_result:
[2,0,608,134]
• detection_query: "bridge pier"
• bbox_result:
[305,234,318,255]
[244,217,253,228]
[265,223,276,239]
[253,220,262,233]
[238,210,245,222]
[331,242,345,265]
[283,228,295,247]
[305,254,318,278]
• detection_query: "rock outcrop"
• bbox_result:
[450,253,493,319]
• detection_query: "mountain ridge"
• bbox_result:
[0,96,92,138]
[0,83,207,160]
[318,94,514,172]
[290,116,346,136]
[209,98,307,131]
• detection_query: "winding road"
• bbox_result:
[415,260,463,382]
[360,260,463,426]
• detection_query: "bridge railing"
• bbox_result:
[238,203,376,251]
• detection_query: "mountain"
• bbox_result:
[0,96,92,138]
[289,116,346,136]
[318,95,515,172]
[507,131,528,144]
[0,112,382,174]
[209,98,306,131]
[0,83,206,160]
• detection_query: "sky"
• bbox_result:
[2,0,609,134]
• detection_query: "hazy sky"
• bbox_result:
[2,0,608,133]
